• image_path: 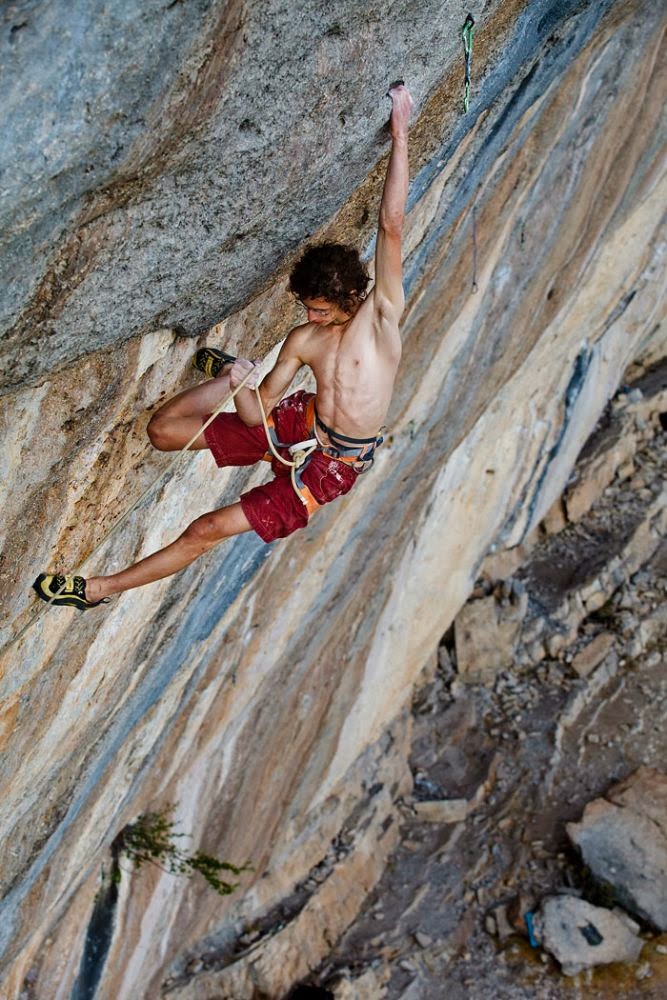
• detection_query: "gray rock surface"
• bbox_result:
[567,768,667,930]
[1,0,505,393]
[537,895,644,976]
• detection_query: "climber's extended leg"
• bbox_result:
[82,502,252,602]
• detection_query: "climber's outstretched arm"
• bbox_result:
[374,83,413,335]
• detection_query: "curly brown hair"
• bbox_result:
[289,243,370,312]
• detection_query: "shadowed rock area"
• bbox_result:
[1,0,665,997]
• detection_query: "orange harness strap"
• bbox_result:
[290,397,321,515]
[259,395,321,515]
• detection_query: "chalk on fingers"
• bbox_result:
[387,79,405,96]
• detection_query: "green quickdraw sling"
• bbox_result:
[461,14,475,114]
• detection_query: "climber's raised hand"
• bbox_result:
[387,81,414,138]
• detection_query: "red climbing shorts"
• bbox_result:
[203,390,359,543]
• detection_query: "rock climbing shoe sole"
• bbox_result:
[32,574,109,610]
[192,348,237,379]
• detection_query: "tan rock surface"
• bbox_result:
[571,632,617,678]
[413,799,471,824]
[454,589,527,683]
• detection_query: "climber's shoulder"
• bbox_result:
[281,322,311,352]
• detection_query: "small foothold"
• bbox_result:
[387,79,405,95]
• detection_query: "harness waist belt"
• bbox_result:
[315,409,380,447]
[289,438,319,455]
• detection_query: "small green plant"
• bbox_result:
[115,807,251,896]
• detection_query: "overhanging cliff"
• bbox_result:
[1,1,665,997]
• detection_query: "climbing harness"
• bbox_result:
[255,389,382,517]
[256,391,321,516]
[1,366,258,654]
[461,14,475,114]
[314,410,381,462]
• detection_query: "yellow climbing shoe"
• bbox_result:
[32,574,109,610]
[192,348,237,379]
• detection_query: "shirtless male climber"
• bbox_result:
[33,83,414,610]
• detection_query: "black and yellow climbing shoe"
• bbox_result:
[192,348,237,379]
[32,574,109,610]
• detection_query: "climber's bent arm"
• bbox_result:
[233,328,306,427]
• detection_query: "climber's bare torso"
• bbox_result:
[269,289,402,441]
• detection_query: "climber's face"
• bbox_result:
[299,296,356,326]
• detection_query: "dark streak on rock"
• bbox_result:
[522,342,593,534]
[0,530,271,965]
[70,849,120,1000]
[404,0,616,299]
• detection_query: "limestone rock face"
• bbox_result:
[1,0,665,997]
[567,768,667,930]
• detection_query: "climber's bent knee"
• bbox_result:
[182,503,253,547]
[147,413,172,450]
[147,413,209,452]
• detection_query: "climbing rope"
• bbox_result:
[471,203,479,294]
[1,365,258,655]
[461,14,475,113]
[254,385,320,501]
[461,14,479,294]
